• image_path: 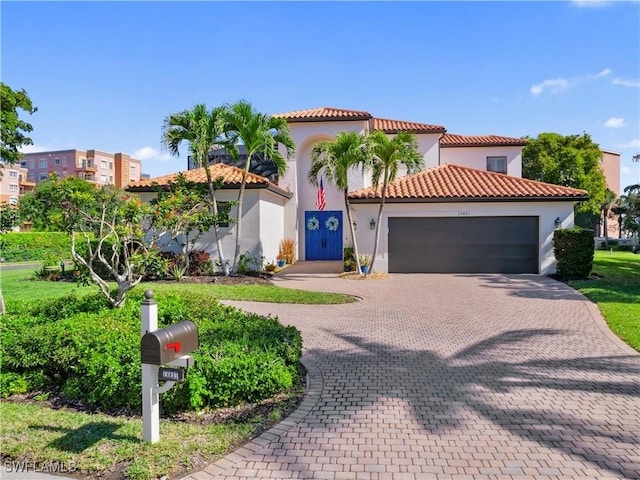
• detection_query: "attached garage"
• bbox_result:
[388,216,538,273]
[349,164,589,275]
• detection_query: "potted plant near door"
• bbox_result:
[359,253,372,274]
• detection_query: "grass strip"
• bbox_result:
[569,250,640,352]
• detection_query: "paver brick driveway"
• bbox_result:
[183,270,640,480]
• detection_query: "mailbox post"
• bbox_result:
[141,290,160,443]
[140,290,198,443]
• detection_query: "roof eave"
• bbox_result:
[441,142,528,148]
[282,115,372,123]
[127,182,292,199]
[348,195,589,204]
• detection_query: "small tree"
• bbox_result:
[62,186,154,308]
[150,173,227,274]
[620,184,640,239]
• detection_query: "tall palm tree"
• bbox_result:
[367,130,423,275]
[309,131,371,274]
[162,104,230,275]
[220,100,296,274]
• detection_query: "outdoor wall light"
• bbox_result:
[370,219,376,230]
[555,217,561,229]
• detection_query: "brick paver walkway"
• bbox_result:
[183,268,640,480]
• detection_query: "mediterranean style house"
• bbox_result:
[128,107,588,275]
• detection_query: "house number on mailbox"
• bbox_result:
[458,211,471,216]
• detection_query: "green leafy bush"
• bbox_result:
[0,290,302,412]
[553,227,595,279]
[0,232,71,262]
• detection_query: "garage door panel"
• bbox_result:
[388,217,538,274]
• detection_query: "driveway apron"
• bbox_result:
[183,272,640,480]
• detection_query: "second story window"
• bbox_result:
[54,158,61,165]
[39,159,48,169]
[487,156,507,174]
[9,170,18,178]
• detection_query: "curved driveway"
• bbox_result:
[184,266,640,480]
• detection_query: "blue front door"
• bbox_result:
[305,211,343,260]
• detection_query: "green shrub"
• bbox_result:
[553,228,595,279]
[187,249,213,276]
[0,290,303,412]
[0,232,71,262]
[42,252,61,267]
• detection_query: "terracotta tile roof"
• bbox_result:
[441,133,528,147]
[273,107,372,122]
[371,117,446,134]
[348,164,588,202]
[126,163,291,197]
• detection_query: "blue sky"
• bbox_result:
[2,1,639,192]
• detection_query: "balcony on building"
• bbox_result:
[76,158,97,174]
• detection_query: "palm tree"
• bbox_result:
[309,131,371,274]
[368,130,423,275]
[220,100,296,274]
[162,104,230,275]
[600,188,617,249]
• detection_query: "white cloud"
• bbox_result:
[617,139,640,149]
[133,146,173,162]
[593,68,612,79]
[622,166,631,174]
[571,0,612,8]
[530,78,570,96]
[612,77,640,88]
[604,117,625,128]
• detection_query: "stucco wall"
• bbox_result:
[353,201,576,275]
[283,121,368,259]
[138,189,286,271]
[440,146,523,177]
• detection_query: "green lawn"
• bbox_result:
[0,268,355,308]
[0,395,296,480]
[569,250,640,352]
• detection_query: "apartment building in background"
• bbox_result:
[19,149,142,188]
[0,164,35,205]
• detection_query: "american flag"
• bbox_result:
[316,177,326,211]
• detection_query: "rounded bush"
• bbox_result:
[0,291,303,412]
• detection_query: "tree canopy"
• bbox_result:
[522,132,607,229]
[1,82,37,165]
[19,174,97,231]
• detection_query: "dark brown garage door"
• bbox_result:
[388,217,539,273]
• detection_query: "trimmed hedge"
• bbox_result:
[0,232,71,262]
[0,291,303,412]
[553,227,595,279]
